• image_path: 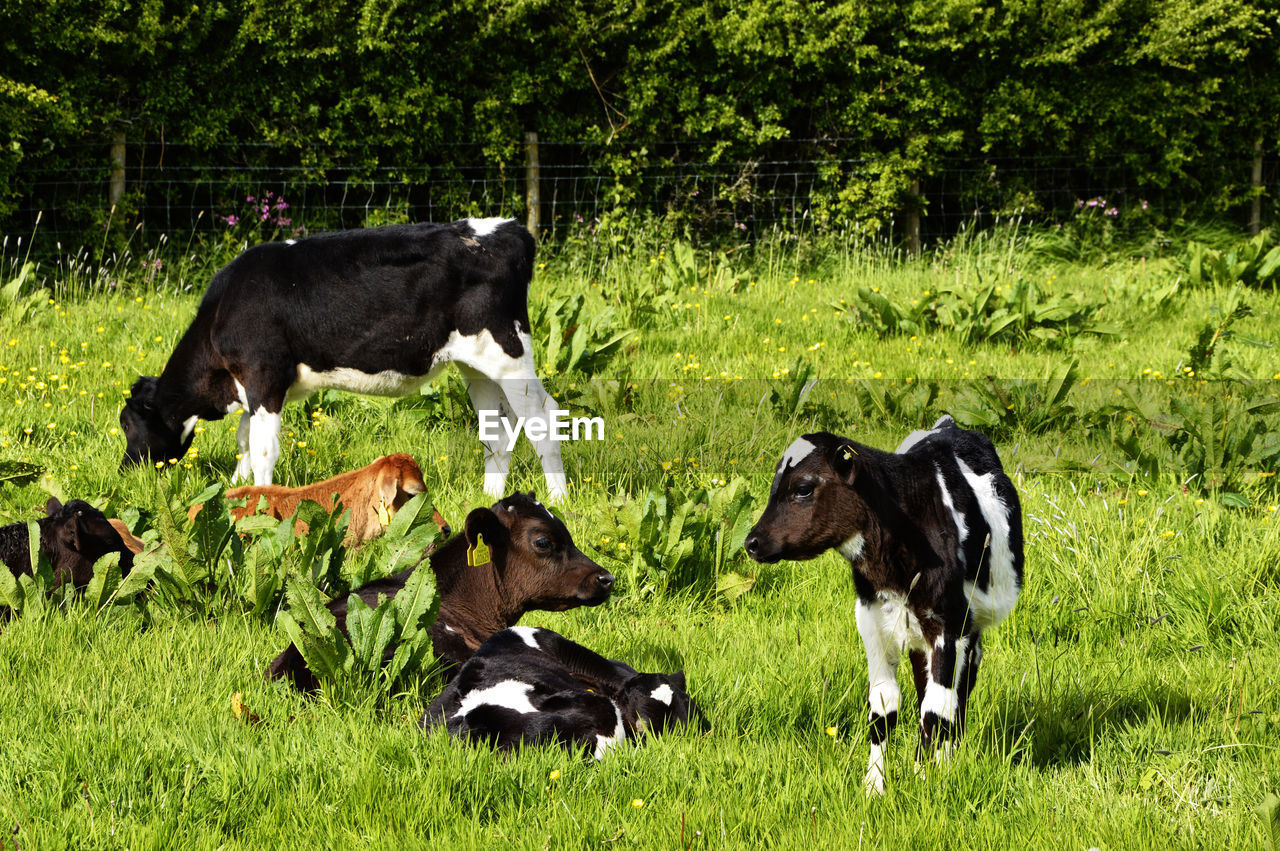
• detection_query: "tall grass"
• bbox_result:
[0,222,1277,847]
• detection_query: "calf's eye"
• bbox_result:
[533,536,553,553]
[794,483,814,499]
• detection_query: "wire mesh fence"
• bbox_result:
[4,139,1273,251]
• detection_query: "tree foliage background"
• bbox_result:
[0,0,1275,237]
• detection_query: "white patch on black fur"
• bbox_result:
[650,683,674,705]
[875,590,928,655]
[838,532,866,564]
[770,436,817,496]
[289,364,433,402]
[896,414,954,454]
[921,681,959,723]
[956,458,1019,629]
[778,437,816,474]
[593,701,627,760]
[936,467,968,565]
[454,680,537,719]
[434,328,528,377]
[467,217,513,238]
[508,626,542,650]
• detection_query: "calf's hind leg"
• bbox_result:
[919,633,975,760]
[496,374,568,501]
[955,634,983,738]
[452,332,568,501]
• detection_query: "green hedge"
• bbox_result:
[1,0,1275,236]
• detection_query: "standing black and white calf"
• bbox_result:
[421,626,701,760]
[744,415,1023,794]
[120,219,567,499]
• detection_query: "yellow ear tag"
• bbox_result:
[841,447,854,461]
[376,499,391,528]
[467,533,491,567]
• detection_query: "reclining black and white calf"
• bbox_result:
[421,626,703,759]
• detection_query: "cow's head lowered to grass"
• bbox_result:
[120,376,194,471]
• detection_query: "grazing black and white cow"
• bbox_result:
[420,626,702,760]
[119,218,567,499]
[744,415,1023,794]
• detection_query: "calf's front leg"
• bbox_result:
[233,411,253,482]
[855,598,900,795]
[247,406,283,485]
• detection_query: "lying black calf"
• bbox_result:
[0,497,135,591]
[421,627,702,759]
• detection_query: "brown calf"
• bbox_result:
[268,492,615,691]
[192,453,449,543]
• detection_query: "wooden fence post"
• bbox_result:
[525,131,540,236]
[905,178,922,257]
[1251,136,1263,237]
[109,131,126,208]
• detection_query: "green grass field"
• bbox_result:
[1,228,1278,848]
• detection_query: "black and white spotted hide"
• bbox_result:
[420,627,701,759]
[119,218,568,499]
[745,415,1023,794]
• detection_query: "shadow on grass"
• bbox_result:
[715,662,1197,772]
[615,637,691,674]
[982,683,1196,769]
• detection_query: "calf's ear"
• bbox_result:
[832,443,859,485]
[375,467,400,506]
[44,497,63,516]
[670,671,687,692]
[53,511,83,554]
[463,508,508,553]
[128,376,159,411]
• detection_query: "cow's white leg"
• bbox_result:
[449,326,568,501]
[490,328,567,501]
[497,374,568,501]
[457,364,512,499]
[247,407,282,485]
[855,598,900,796]
[233,411,253,482]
